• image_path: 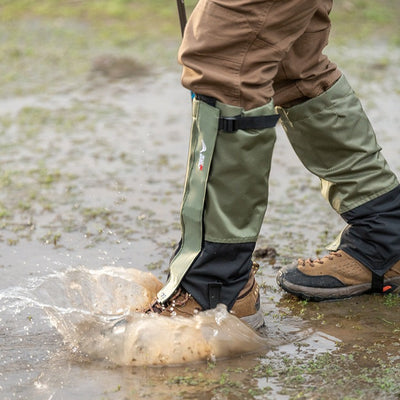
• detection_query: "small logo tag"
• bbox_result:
[198,140,207,171]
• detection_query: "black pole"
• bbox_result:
[176,0,187,37]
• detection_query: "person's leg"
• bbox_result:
[151,0,340,327]
[179,0,336,110]
[272,1,340,107]
[273,3,400,300]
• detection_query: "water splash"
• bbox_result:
[31,267,269,366]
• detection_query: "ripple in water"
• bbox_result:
[33,267,269,366]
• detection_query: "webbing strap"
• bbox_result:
[371,272,384,293]
[218,114,280,132]
[196,94,280,133]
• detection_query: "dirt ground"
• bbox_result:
[0,11,400,400]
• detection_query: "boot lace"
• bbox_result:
[299,251,342,267]
[146,287,192,314]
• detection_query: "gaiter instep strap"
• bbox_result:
[371,272,384,293]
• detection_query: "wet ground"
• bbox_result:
[1,19,400,400]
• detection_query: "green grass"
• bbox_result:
[0,0,197,39]
[0,0,398,43]
[164,352,400,399]
[0,0,398,96]
[330,0,400,44]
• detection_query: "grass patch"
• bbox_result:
[165,352,400,400]
[0,0,197,40]
[0,0,398,95]
[0,0,398,44]
[253,352,400,399]
[330,0,400,44]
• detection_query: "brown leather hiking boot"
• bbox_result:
[276,250,400,301]
[146,263,264,330]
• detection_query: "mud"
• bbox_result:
[0,18,400,400]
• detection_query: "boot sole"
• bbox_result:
[239,308,265,330]
[277,274,400,302]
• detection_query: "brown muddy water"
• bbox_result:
[1,29,400,399]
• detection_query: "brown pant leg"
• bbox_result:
[272,1,341,107]
[179,0,340,110]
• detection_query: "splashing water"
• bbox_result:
[27,267,269,366]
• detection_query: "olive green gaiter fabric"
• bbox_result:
[157,99,220,303]
[277,75,398,215]
[203,101,276,243]
[157,99,277,306]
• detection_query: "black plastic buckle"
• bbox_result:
[219,116,241,133]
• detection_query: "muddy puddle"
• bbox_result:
[1,19,400,399]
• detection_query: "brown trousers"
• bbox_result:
[178,0,342,110]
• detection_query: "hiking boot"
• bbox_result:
[146,263,265,330]
[229,264,263,329]
[276,250,400,301]
[147,287,202,318]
